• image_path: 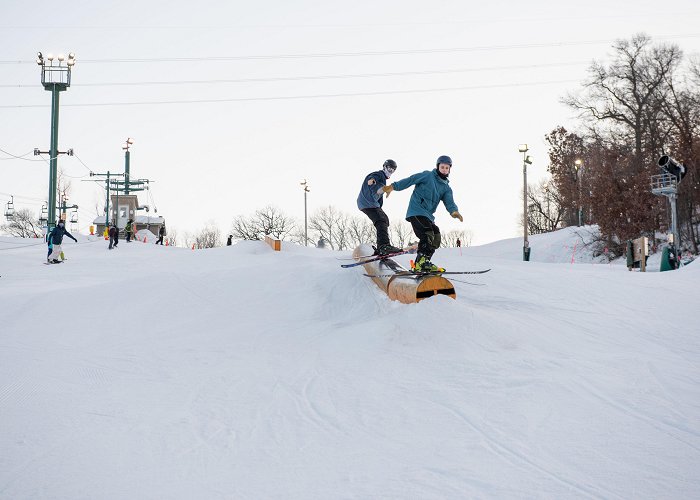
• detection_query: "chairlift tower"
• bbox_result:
[35,51,75,230]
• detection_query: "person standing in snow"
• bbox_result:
[125,218,134,242]
[356,159,402,255]
[156,225,165,245]
[47,220,77,263]
[226,235,233,246]
[381,155,463,272]
[108,223,119,250]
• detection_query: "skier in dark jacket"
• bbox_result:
[108,223,119,250]
[156,225,165,245]
[48,220,77,263]
[356,159,402,255]
[381,155,463,272]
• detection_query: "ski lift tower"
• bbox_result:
[651,155,686,250]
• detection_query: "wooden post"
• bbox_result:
[264,235,281,251]
[353,244,456,304]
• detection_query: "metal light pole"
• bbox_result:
[519,144,532,261]
[574,159,583,226]
[300,179,310,246]
[36,52,75,231]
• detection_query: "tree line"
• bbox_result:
[536,33,700,256]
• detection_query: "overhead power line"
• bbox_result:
[0,61,590,89]
[1,34,699,65]
[0,79,581,109]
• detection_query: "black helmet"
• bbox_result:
[383,159,397,170]
[436,155,452,166]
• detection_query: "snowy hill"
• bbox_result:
[1,231,699,499]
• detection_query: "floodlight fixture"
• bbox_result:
[518,144,529,153]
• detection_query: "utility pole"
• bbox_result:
[85,171,125,228]
[35,52,75,231]
[110,139,152,204]
[123,138,134,194]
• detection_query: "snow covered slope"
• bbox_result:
[1,232,698,499]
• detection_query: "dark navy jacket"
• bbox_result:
[357,170,389,210]
[49,225,76,245]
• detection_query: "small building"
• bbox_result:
[92,194,165,237]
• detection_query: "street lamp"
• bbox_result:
[300,179,310,246]
[519,144,532,261]
[36,50,75,231]
[574,159,583,227]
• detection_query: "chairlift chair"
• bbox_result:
[70,209,78,223]
[4,196,15,220]
[39,202,48,225]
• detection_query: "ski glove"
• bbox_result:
[451,211,463,222]
[381,184,394,197]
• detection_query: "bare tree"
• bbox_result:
[309,205,351,250]
[0,209,43,238]
[563,33,682,173]
[347,216,375,247]
[390,220,413,248]
[441,229,473,247]
[230,205,296,241]
[193,222,221,249]
[527,180,565,234]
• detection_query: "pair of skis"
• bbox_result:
[363,269,491,278]
[339,248,414,268]
[339,249,490,277]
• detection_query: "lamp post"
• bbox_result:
[300,179,310,246]
[519,144,532,261]
[36,51,75,231]
[574,159,583,226]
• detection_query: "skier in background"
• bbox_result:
[227,235,233,246]
[156,225,166,245]
[108,223,119,250]
[356,159,402,255]
[125,218,134,242]
[381,155,463,272]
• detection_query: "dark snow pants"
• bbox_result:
[361,208,390,248]
[407,215,441,258]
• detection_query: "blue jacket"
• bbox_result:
[49,225,76,245]
[357,170,389,210]
[392,169,458,222]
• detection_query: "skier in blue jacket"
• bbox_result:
[356,159,402,255]
[382,155,463,272]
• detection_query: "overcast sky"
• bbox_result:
[2,1,700,244]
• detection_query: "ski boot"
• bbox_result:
[378,243,402,255]
[412,254,444,273]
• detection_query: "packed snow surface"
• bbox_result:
[1,227,698,499]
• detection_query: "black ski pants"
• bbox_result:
[407,215,441,258]
[361,208,390,248]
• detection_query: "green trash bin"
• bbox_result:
[660,245,678,272]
